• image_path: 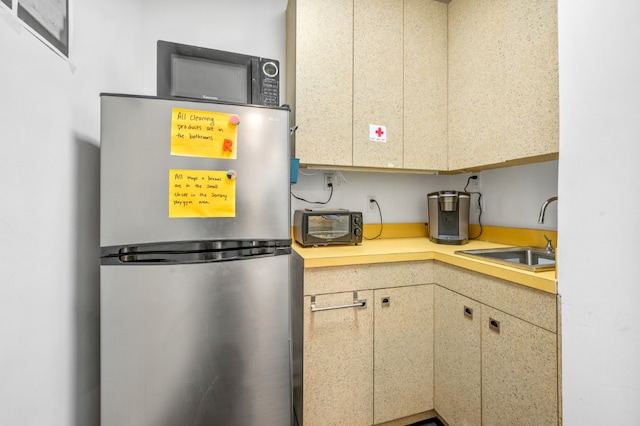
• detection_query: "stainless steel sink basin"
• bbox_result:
[455,247,556,272]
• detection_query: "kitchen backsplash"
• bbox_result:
[290,160,558,231]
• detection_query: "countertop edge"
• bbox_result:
[293,238,558,294]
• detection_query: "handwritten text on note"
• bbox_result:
[169,169,236,218]
[170,108,238,159]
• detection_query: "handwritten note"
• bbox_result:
[169,169,236,218]
[171,108,238,159]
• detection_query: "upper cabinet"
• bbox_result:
[287,0,558,172]
[352,0,404,169]
[287,0,448,171]
[448,0,559,171]
[403,0,448,171]
[286,0,354,167]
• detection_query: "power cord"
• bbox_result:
[464,176,483,240]
[291,183,334,204]
[363,198,383,240]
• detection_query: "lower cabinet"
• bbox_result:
[435,285,559,426]
[481,305,558,425]
[434,286,482,426]
[374,285,434,424]
[303,285,434,426]
[299,261,560,426]
[303,291,374,426]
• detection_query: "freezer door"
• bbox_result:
[100,94,291,247]
[100,255,292,426]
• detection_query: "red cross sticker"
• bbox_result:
[369,124,387,142]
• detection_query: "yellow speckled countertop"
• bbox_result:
[293,228,558,294]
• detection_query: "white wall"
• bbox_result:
[0,1,561,425]
[558,1,640,423]
[291,160,558,232]
[0,0,142,425]
[0,1,289,425]
[140,0,289,97]
[0,1,144,425]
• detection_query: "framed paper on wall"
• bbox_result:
[18,0,69,56]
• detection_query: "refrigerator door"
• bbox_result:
[100,255,292,426]
[100,94,291,248]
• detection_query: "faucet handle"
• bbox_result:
[543,234,554,253]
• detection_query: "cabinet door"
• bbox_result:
[434,286,482,426]
[447,0,558,170]
[403,0,448,171]
[353,0,404,169]
[482,306,558,426]
[289,0,353,167]
[303,291,374,426]
[374,285,434,424]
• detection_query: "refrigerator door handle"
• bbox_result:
[101,239,291,258]
[101,245,290,265]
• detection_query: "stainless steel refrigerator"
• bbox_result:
[99,94,293,426]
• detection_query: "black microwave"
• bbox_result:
[157,40,280,107]
[294,209,363,247]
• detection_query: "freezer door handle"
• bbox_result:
[101,239,291,257]
[101,245,290,265]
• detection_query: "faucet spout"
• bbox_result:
[538,196,558,224]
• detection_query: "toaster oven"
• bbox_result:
[293,209,363,246]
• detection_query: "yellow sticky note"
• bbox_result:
[171,108,238,159]
[169,169,236,218]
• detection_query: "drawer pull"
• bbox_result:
[489,318,501,333]
[464,306,473,319]
[310,291,367,312]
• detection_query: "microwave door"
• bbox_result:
[170,55,249,103]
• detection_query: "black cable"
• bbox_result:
[464,176,483,240]
[290,183,334,204]
[363,199,383,240]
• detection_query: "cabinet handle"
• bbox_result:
[489,318,501,333]
[310,291,367,312]
[464,305,473,319]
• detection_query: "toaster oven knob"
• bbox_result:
[354,227,362,237]
[353,216,362,225]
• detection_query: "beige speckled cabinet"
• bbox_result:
[352,0,404,169]
[434,279,559,426]
[448,0,559,170]
[303,291,374,426]
[434,286,482,426]
[286,0,354,167]
[433,262,559,424]
[287,0,448,171]
[481,306,558,426]
[403,0,448,171]
[373,285,434,424]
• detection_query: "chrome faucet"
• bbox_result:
[537,196,558,224]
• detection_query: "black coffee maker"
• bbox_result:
[427,191,470,245]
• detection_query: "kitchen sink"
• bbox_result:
[455,247,556,272]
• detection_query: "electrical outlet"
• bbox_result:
[468,175,481,191]
[324,173,335,191]
[366,196,377,213]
